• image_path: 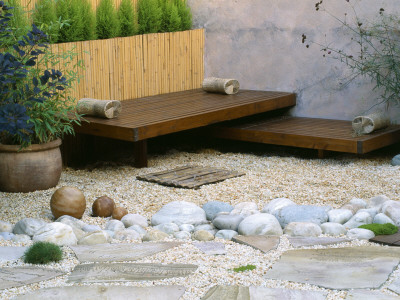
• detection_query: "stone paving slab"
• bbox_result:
[287,237,349,248]
[0,267,65,290]
[388,277,400,294]
[265,246,400,289]
[201,285,327,299]
[232,236,280,253]
[67,263,198,283]
[14,285,186,300]
[345,289,400,299]
[370,230,400,246]
[194,242,226,255]
[69,242,182,262]
[0,246,27,261]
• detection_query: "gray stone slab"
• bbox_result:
[194,242,226,255]
[67,263,198,283]
[201,286,327,300]
[265,246,400,289]
[69,242,182,262]
[201,285,250,300]
[0,246,27,261]
[15,285,186,300]
[232,235,280,253]
[288,237,350,248]
[345,289,400,299]
[0,267,65,290]
[388,277,400,294]
[249,287,327,300]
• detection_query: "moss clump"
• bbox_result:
[233,264,256,272]
[24,242,63,265]
[359,223,398,235]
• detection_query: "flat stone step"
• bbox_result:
[345,289,400,299]
[287,237,349,248]
[14,285,186,300]
[69,242,182,262]
[0,267,64,290]
[201,286,327,299]
[0,246,27,261]
[370,230,400,246]
[265,246,400,290]
[67,263,198,283]
[232,235,280,253]
[194,242,226,255]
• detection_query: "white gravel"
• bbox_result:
[1,146,400,299]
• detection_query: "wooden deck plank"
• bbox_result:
[74,89,296,141]
[207,117,400,155]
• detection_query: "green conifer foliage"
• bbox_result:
[96,0,119,39]
[55,0,72,42]
[81,0,97,40]
[160,0,181,32]
[137,0,162,34]
[32,0,59,42]
[118,0,137,37]
[174,0,191,31]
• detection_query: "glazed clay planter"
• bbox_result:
[0,139,62,193]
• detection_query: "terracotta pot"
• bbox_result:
[0,139,62,193]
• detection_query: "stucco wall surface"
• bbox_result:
[188,0,400,121]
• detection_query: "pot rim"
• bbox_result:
[0,138,62,153]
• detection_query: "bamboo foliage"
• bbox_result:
[16,0,203,102]
[49,29,204,102]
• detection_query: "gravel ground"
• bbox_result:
[1,141,400,299]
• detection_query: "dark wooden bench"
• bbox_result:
[73,89,296,167]
[205,116,400,157]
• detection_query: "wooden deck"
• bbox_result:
[74,89,296,167]
[206,116,400,157]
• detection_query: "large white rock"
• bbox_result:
[368,195,390,210]
[320,222,347,236]
[151,201,207,226]
[261,198,296,215]
[13,218,47,237]
[357,208,378,219]
[127,225,147,236]
[238,213,283,236]
[121,214,148,228]
[373,213,395,225]
[55,215,86,229]
[105,220,125,232]
[346,228,375,240]
[381,200,400,226]
[215,229,238,240]
[33,222,77,246]
[284,222,322,237]
[154,223,180,234]
[349,198,367,210]
[343,212,372,229]
[78,231,109,245]
[230,202,259,217]
[327,209,353,224]
[113,229,141,241]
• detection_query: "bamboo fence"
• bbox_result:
[17,0,204,102]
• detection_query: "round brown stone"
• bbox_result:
[92,196,115,217]
[50,186,86,219]
[112,207,128,220]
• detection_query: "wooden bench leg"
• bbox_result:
[318,149,325,159]
[134,140,148,168]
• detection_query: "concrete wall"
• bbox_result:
[188,0,400,121]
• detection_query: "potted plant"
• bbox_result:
[0,1,81,193]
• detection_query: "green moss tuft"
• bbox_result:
[24,242,63,265]
[359,223,398,235]
[233,264,256,272]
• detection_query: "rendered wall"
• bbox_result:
[188,0,400,121]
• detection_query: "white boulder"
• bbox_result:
[151,201,207,226]
[238,213,283,236]
[33,222,77,246]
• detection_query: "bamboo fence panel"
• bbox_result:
[16,0,204,102]
[45,29,204,103]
